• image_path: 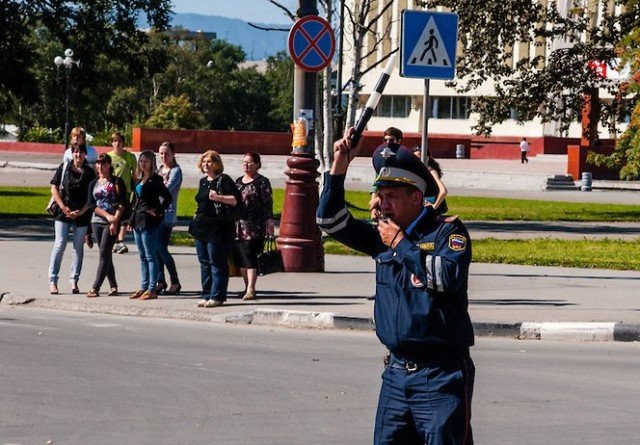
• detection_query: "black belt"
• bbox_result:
[384,349,469,373]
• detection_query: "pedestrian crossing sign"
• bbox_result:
[400,10,459,79]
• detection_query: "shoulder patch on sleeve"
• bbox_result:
[448,234,467,251]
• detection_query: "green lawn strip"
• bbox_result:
[2,186,640,223]
[474,238,640,271]
[170,232,640,271]
[0,186,51,216]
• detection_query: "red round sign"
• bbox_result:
[288,15,336,72]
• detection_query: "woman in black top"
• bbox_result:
[127,150,172,301]
[189,150,240,308]
[86,153,127,298]
[47,143,96,294]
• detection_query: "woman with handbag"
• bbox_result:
[189,150,240,308]
[156,141,183,295]
[127,150,172,301]
[232,152,275,301]
[47,143,96,294]
[86,154,127,298]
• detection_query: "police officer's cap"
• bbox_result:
[372,142,430,194]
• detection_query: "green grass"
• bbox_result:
[171,232,640,271]
[0,186,51,216]
[473,238,640,271]
[3,186,640,223]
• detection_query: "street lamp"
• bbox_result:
[54,48,77,149]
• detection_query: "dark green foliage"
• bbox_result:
[419,0,639,136]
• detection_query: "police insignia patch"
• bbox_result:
[448,234,467,251]
[417,242,435,251]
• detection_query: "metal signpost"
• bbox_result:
[278,5,334,273]
[400,10,459,163]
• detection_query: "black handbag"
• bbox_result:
[257,236,284,276]
[188,214,216,241]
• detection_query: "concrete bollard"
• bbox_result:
[456,144,465,159]
[581,172,592,192]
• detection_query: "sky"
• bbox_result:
[171,0,298,24]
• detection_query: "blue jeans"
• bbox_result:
[134,226,159,291]
[195,238,231,301]
[374,356,475,445]
[48,220,88,285]
[157,223,179,285]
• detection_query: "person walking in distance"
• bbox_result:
[520,137,530,164]
[317,128,475,445]
[109,132,138,254]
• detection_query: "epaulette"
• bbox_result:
[436,214,459,224]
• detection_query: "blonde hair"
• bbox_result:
[70,127,86,140]
[197,150,223,175]
[136,150,157,178]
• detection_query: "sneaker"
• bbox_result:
[197,299,207,307]
[115,243,129,254]
[112,242,121,253]
[204,299,223,308]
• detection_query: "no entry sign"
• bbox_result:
[288,15,335,72]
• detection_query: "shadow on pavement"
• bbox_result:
[473,272,640,281]
[470,298,575,306]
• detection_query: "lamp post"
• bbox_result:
[54,48,76,149]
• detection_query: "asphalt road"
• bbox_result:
[1,308,638,444]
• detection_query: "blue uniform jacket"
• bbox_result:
[317,173,474,355]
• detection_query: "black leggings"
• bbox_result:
[91,223,118,290]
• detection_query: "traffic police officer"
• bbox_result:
[317,128,474,445]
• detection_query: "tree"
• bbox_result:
[144,94,207,129]
[264,51,295,131]
[342,0,396,127]
[0,1,36,114]
[589,22,640,179]
[0,0,172,132]
[418,0,639,137]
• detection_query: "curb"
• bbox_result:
[1,294,638,342]
[1,161,57,171]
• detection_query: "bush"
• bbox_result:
[144,94,207,130]
[20,125,63,143]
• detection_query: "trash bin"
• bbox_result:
[581,172,592,192]
[456,144,465,159]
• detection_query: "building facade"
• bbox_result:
[343,0,628,140]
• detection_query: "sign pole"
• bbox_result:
[421,79,430,165]
[278,0,325,272]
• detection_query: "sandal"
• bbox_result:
[71,283,80,294]
[87,289,99,298]
[242,290,256,301]
[49,283,59,295]
[108,287,118,296]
